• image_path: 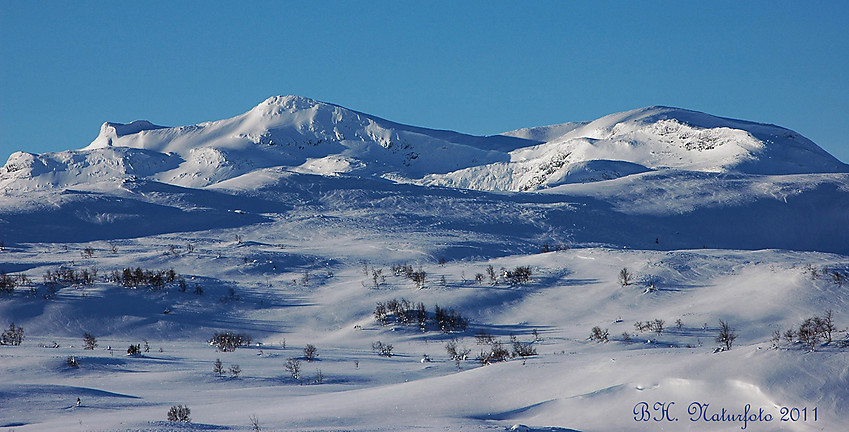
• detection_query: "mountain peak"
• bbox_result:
[10,97,843,193]
[250,95,337,118]
[89,120,167,149]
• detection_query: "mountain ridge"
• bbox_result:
[2,96,847,193]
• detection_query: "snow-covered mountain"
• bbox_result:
[2,95,526,190]
[427,106,848,191]
[2,95,849,253]
[3,96,846,193]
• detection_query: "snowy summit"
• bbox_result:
[4,96,846,193]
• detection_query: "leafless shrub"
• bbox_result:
[372,341,394,357]
[167,405,191,422]
[83,332,97,350]
[303,344,317,361]
[715,319,737,351]
[285,358,301,381]
[588,326,609,343]
[618,268,632,286]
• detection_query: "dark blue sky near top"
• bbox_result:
[1,1,847,162]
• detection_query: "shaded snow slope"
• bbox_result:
[3,169,849,254]
[1,223,848,431]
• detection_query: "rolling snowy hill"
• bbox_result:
[1,97,848,431]
[3,96,846,193]
[2,95,848,253]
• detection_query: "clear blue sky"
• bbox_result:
[2,1,848,162]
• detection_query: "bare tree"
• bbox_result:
[285,358,301,381]
[167,405,191,422]
[589,326,609,342]
[771,329,781,348]
[822,309,836,343]
[304,344,317,361]
[249,414,262,432]
[1,323,24,345]
[618,268,632,286]
[831,271,846,287]
[486,265,497,284]
[83,332,97,350]
[372,341,394,357]
[652,319,665,336]
[715,319,737,351]
[783,328,796,345]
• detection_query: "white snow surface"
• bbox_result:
[1,96,849,431]
[3,97,846,193]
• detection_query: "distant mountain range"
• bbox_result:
[2,96,848,254]
[3,95,845,193]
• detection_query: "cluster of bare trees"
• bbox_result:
[776,310,838,351]
[374,298,467,332]
[110,267,178,289]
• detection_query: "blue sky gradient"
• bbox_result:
[2,1,847,162]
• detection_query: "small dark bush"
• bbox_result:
[372,341,394,357]
[475,331,495,345]
[0,272,16,294]
[715,319,737,351]
[618,268,632,286]
[83,332,97,350]
[110,267,177,290]
[588,326,609,343]
[167,405,191,422]
[285,358,301,381]
[304,344,317,361]
[44,266,97,287]
[504,266,532,285]
[375,298,468,332]
[511,340,537,358]
[210,331,252,352]
[434,304,467,333]
[445,339,471,361]
[1,323,24,346]
[478,341,510,365]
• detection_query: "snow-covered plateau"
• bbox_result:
[1,96,848,431]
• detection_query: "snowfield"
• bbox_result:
[1,96,848,431]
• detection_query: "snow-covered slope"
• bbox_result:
[425,106,849,191]
[3,98,846,194]
[3,97,849,254]
[80,95,528,187]
[1,98,849,431]
[2,96,531,191]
